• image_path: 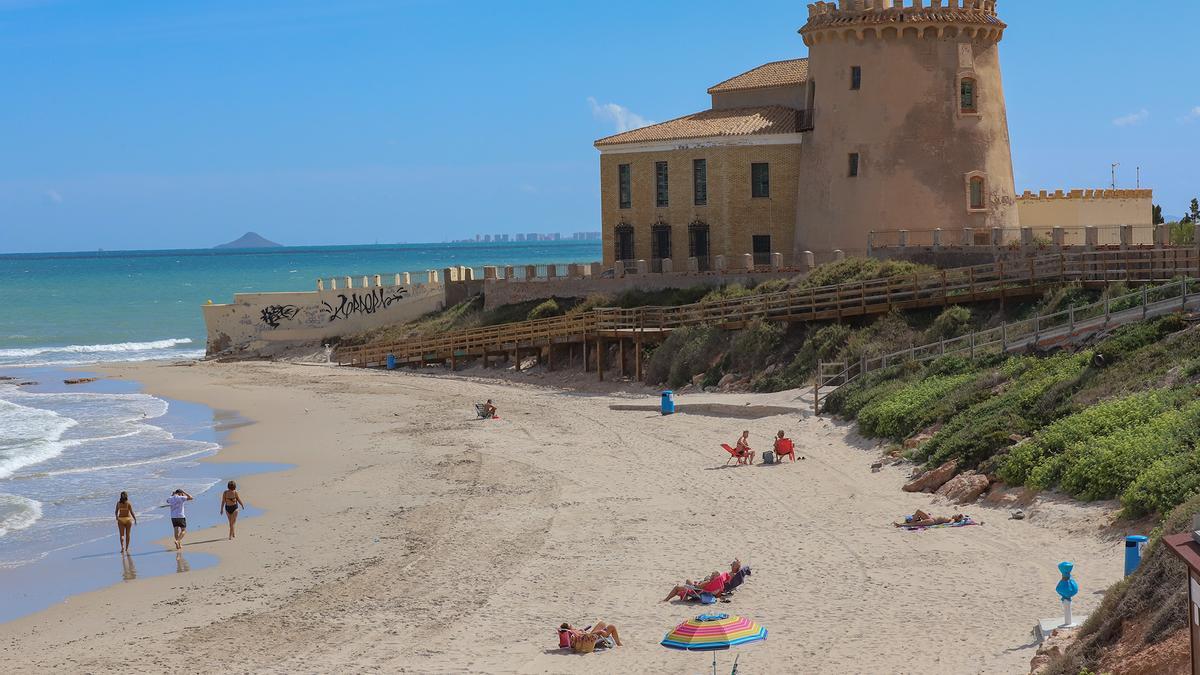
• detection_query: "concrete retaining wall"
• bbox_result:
[203,281,444,355]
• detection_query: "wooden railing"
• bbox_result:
[813,275,1200,414]
[336,248,1200,368]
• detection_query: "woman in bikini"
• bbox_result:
[115,491,136,553]
[220,481,245,540]
[558,621,622,653]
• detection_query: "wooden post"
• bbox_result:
[635,333,643,381]
[583,341,590,372]
[481,347,488,369]
[596,338,604,381]
[450,351,457,371]
[546,343,554,371]
[618,338,626,378]
[513,348,520,372]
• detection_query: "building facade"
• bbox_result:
[596,1,1139,270]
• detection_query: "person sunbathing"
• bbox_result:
[662,570,729,602]
[723,559,751,594]
[894,510,967,527]
[735,431,755,465]
[482,399,497,418]
[559,621,622,652]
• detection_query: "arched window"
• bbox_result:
[960,78,977,113]
[969,176,985,210]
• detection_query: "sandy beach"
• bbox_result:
[0,360,1124,674]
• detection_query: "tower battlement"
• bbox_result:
[802,0,1005,45]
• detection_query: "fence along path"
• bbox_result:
[813,276,1200,414]
[335,248,1200,369]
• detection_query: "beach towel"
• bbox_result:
[901,516,980,532]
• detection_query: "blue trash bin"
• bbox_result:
[1124,535,1148,576]
[386,354,396,370]
[661,390,675,415]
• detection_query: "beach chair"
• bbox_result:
[721,443,749,465]
[474,403,494,419]
[774,438,796,462]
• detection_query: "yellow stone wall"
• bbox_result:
[1017,189,1153,245]
[598,142,801,267]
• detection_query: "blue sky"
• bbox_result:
[1,0,1197,253]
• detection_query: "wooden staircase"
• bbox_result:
[335,248,1200,379]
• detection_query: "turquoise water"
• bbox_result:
[0,241,601,366]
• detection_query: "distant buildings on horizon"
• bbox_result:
[450,232,601,243]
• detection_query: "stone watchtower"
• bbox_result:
[793,0,1018,258]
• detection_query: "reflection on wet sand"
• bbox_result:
[175,551,190,574]
[122,553,137,581]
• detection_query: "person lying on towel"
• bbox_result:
[558,621,623,653]
[893,509,967,528]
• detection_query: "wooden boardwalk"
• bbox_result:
[336,248,1200,379]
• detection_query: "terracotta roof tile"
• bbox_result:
[594,106,800,147]
[707,58,809,94]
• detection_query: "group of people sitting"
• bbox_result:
[660,558,751,604]
[725,430,803,465]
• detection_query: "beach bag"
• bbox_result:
[762,450,775,465]
[572,634,599,654]
[558,630,572,649]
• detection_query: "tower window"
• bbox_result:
[655,161,669,207]
[848,153,860,178]
[850,66,861,91]
[960,78,977,113]
[751,163,770,198]
[618,163,631,209]
[693,159,707,206]
[969,175,986,210]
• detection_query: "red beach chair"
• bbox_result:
[774,438,796,463]
[722,443,750,465]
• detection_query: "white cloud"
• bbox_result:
[1182,106,1200,123]
[1112,109,1149,127]
[44,189,62,203]
[519,183,538,194]
[588,97,654,132]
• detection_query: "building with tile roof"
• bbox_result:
[594,0,1025,269]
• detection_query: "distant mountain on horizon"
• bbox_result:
[214,232,282,249]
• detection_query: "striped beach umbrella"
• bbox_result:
[661,613,767,651]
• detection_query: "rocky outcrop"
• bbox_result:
[902,459,958,493]
[1030,626,1078,674]
[935,470,991,504]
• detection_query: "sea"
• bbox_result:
[0,240,600,620]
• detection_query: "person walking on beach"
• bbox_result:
[114,491,137,554]
[220,480,244,540]
[163,489,193,550]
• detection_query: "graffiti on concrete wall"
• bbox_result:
[321,287,409,322]
[260,304,300,328]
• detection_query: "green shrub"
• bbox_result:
[919,352,1091,468]
[700,284,754,303]
[566,293,616,316]
[527,298,562,320]
[821,364,917,417]
[753,278,790,295]
[1000,389,1179,487]
[1123,448,1200,516]
[856,372,978,440]
[645,325,727,388]
[794,258,932,290]
[1053,400,1200,502]
[924,306,972,342]
[729,320,783,373]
